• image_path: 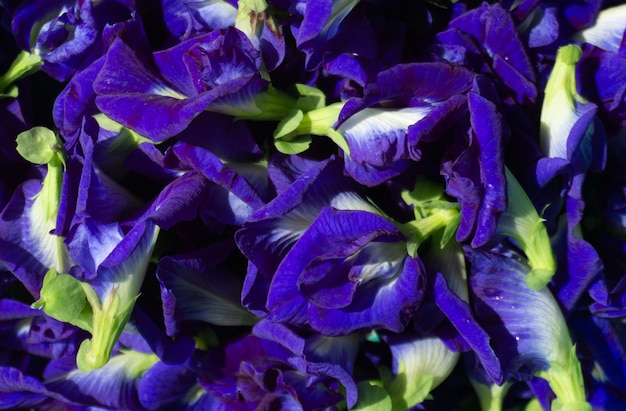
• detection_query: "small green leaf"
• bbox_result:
[32,269,93,332]
[16,127,61,165]
[274,109,304,140]
[293,83,327,111]
[274,135,312,154]
[352,381,393,411]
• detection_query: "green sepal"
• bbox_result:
[76,289,140,372]
[401,177,446,217]
[469,378,512,411]
[0,51,42,97]
[400,178,460,257]
[293,83,327,111]
[385,360,434,411]
[18,127,71,272]
[542,44,583,112]
[19,127,67,224]
[536,345,590,411]
[240,85,297,121]
[496,168,556,290]
[352,381,393,411]
[273,101,349,154]
[274,109,304,140]
[31,268,93,332]
[16,126,63,165]
[274,134,312,154]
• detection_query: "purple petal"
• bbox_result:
[44,350,158,409]
[153,28,260,96]
[235,158,369,278]
[172,143,268,225]
[138,360,217,410]
[431,272,502,384]
[0,366,71,409]
[0,179,66,297]
[157,243,257,337]
[93,39,212,141]
[267,207,424,335]
[466,247,572,382]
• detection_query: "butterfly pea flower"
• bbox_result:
[9,0,138,81]
[0,316,163,410]
[127,139,270,228]
[540,44,599,167]
[139,321,358,410]
[32,218,158,372]
[93,26,294,143]
[335,61,474,186]
[536,44,604,305]
[93,27,261,140]
[436,2,537,105]
[203,322,358,410]
[465,246,591,411]
[236,157,427,335]
[0,127,72,297]
[441,80,509,249]
[50,14,149,141]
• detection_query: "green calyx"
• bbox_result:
[243,83,350,155]
[540,44,585,159]
[17,127,71,273]
[495,167,556,290]
[0,51,42,98]
[17,127,66,222]
[77,287,140,372]
[470,379,512,411]
[32,269,140,372]
[543,45,582,110]
[537,345,591,411]
[400,177,460,257]
[273,102,349,154]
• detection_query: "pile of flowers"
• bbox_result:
[1,0,626,409]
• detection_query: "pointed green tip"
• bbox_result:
[557,44,582,65]
[76,338,113,372]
